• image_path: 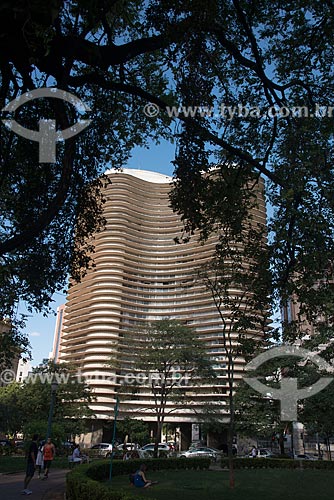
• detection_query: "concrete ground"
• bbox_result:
[0,469,67,499]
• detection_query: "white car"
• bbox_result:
[248,448,274,458]
[90,443,113,458]
[179,447,221,461]
[138,443,171,457]
[117,443,139,451]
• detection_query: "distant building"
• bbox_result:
[16,358,31,383]
[281,286,334,457]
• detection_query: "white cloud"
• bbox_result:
[30,331,41,337]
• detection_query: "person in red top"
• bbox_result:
[43,438,56,479]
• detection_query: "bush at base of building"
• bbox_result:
[221,457,334,470]
[66,457,211,500]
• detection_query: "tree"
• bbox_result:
[0,319,30,370]
[297,327,334,460]
[0,0,173,360]
[234,365,292,456]
[0,382,25,437]
[116,417,149,447]
[115,319,214,457]
[165,1,334,335]
[196,203,271,487]
[0,361,94,441]
[234,326,334,458]
[2,1,334,393]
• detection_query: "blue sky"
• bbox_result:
[24,139,176,367]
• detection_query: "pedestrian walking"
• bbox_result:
[43,437,56,479]
[36,440,45,478]
[21,433,39,495]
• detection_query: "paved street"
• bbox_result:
[0,469,67,499]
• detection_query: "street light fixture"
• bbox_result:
[46,378,59,440]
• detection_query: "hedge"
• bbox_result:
[67,457,211,500]
[221,457,334,470]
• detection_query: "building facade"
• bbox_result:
[56,169,267,445]
[50,304,65,363]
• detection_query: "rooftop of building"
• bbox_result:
[105,168,172,184]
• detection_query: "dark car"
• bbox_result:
[294,453,317,460]
[0,439,11,447]
[14,440,25,449]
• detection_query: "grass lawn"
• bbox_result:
[109,468,334,500]
[0,455,69,473]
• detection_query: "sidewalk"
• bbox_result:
[0,469,67,499]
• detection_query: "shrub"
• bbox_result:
[67,457,210,500]
[66,466,145,500]
[0,445,13,456]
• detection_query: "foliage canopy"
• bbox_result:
[1,0,334,365]
[0,361,94,440]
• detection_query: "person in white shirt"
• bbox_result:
[72,444,83,463]
[36,440,45,478]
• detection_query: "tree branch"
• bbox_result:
[67,73,285,186]
[0,100,75,256]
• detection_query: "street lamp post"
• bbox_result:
[109,396,119,482]
[46,379,59,440]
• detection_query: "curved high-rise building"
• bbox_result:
[58,168,267,444]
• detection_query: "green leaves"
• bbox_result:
[2,1,334,373]
[116,417,149,445]
[0,361,94,438]
[115,319,215,415]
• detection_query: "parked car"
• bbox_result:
[189,441,206,450]
[138,443,171,457]
[89,443,113,458]
[179,447,221,461]
[248,448,274,458]
[14,440,25,449]
[0,439,11,447]
[62,441,75,449]
[117,443,139,451]
[294,453,317,460]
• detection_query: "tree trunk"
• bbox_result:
[154,418,163,458]
[327,436,332,461]
[227,361,235,489]
[279,431,285,455]
[227,425,235,489]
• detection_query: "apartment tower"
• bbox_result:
[57,169,267,445]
